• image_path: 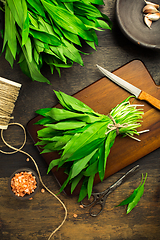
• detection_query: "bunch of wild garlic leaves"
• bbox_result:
[0,0,112,84]
[35,91,145,201]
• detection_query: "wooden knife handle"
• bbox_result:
[138,91,160,110]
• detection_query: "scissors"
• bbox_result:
[81,165,139,217]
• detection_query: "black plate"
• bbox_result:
[8,168,39,200]
[116,0,160,49]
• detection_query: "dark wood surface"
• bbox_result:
[0,1,160,239]
[27,59,160,196]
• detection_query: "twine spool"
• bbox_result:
[0,76,21,129]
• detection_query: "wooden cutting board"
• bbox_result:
[27,60,160,196]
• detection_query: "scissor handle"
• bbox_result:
[89,193,109,217]
[80,192,103,207]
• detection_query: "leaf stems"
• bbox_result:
[35,92,148,201]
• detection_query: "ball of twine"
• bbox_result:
[0,77,21,129]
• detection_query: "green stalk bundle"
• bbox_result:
[35,91,145,201]
[0,0,112,84]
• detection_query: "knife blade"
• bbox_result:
[97,64,160,111]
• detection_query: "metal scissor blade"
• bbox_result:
[109,165,139,192]
[96,65,141,98]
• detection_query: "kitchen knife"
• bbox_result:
[97,64,160,110]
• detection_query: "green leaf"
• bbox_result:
[61,29,82,46]
[47,159,61,173]
[21,0,30,46]
[71,149,98,179]
[87,174,95,199]
[41,0,94,41]
[127,173,147,214]
[78,177,88,202]
[35,108,52,116]
[116,173,147,214]
[24,37,32,62]
[61,40,84,66]
[98,141,106,181]
[26,0,46,18]
[58,170,72,193]
[4,3,17,59]
[74,2,102,18]
[35,140,49,146]
[7,0,24,28]
[67,137,104,162]
[54,134,72,148]
[83,158,98,176]
[45,120,86,130]
[18,50,50,83]
[61,121,107,161]
[34,117,54,125]
[46,107,100,123]
[5,44,14,67]
[37,127,56,138]
[116,175,143,207]
[29,27,61,46]
[54,90,96,114]
[71,172,83,194]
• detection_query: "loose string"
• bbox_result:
[0,123,67,240]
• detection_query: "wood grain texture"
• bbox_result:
[0,159,160,240]
[27,60,160,196]
[0,0,160,238]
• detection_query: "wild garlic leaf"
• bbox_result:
[83,158,99,177]
[116,173,147,214]
[41,0,94,41]
[29,27,61,46]
[54,90,96,114]
[127,173,147,214]
[26,0,46,18]
[36,92,145,200]
[74,2,102,18]
[71,172,84,194]
[87,174,95,199]
[61,121,107,161]
[34,117,53,126]
[45,120,86,130]
[67,138,105,162]
[21,0,30,46]
[47,159,61,174]
[78,177,88,202]
[71,149,98,179]
[4,44,14,67]
[24,37,32,62]
[61,29,82,46]
[4,3,17,59]
[46,107,101,123]
[6,0,23,28]
[1,0,111,83]
[35,108,52,116]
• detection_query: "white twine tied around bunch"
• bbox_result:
[106,114,128,135]
[0,77,67,239]
[106,113,149,141]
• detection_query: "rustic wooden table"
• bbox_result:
[0,0,160,239]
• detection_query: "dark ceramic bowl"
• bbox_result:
[116,0,160,49]
[8,168,39,200]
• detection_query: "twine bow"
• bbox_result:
[105,114,128,135]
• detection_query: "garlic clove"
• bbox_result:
[144,15,152,28]
[146,12,160,21]
[144,0,159,9]
[143,4,159,13]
